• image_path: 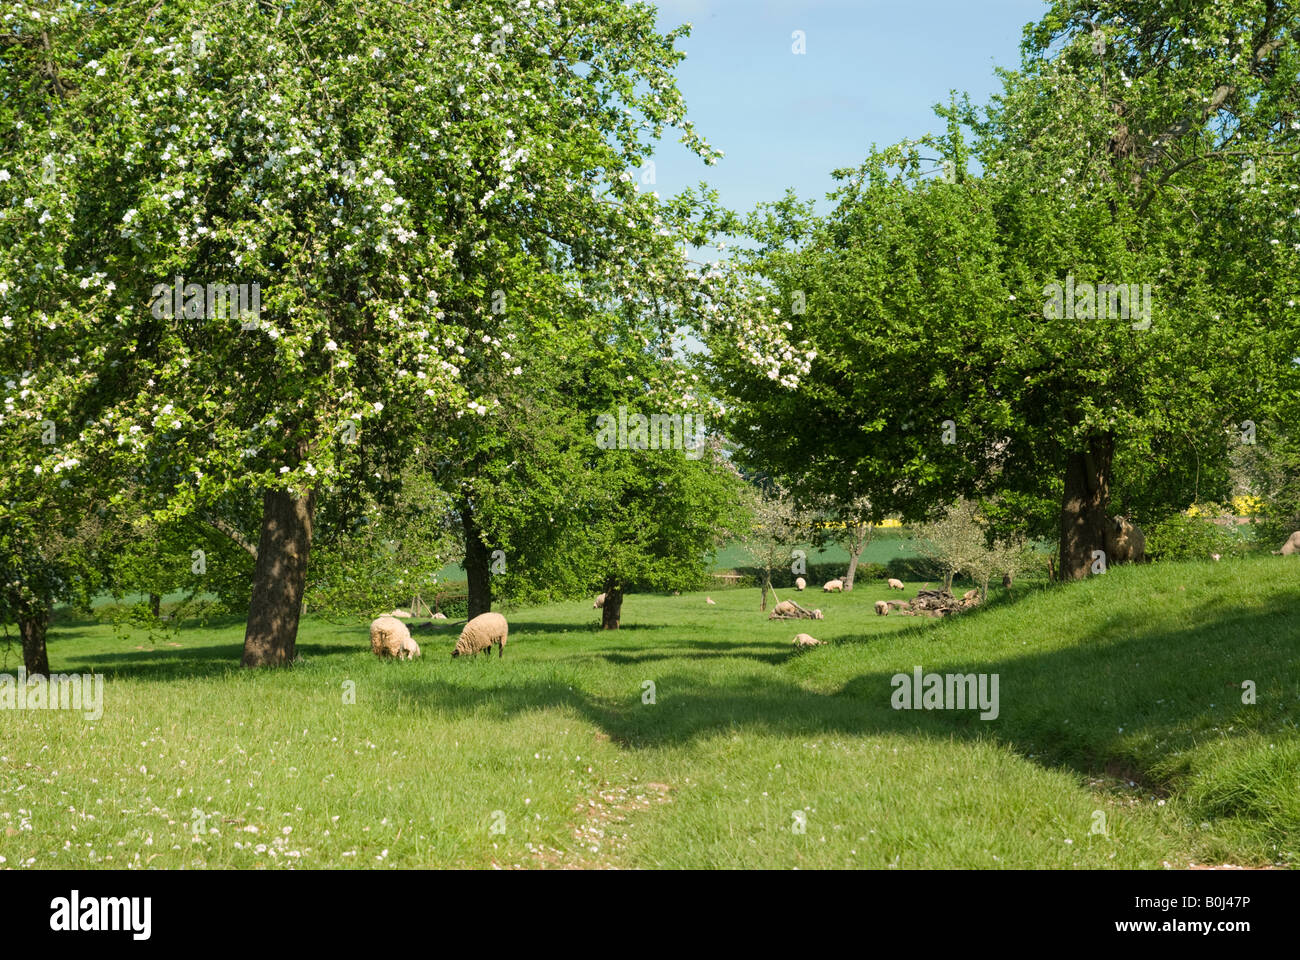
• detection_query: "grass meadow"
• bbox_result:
[2,557,1297,869]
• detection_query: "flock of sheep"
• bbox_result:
[367,527,1300,660]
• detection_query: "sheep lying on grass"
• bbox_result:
[887,578,904,590]
[432,612,448,620]
[768,599,824,620]
[370,616,422,660]
[452,611,509,659]
[1278,531,1300,556]
[791,633,823,648]
[388,609,412,618]
[874,600,889,615]
[706,597,716,605]
[795,577,806,591]
[823,579,844,592]
[593,593,606,609]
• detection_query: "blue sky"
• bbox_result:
[645,0,1049,216]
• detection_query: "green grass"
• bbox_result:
[1,559,1297,869]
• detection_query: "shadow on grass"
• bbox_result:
[369,591,1300,798]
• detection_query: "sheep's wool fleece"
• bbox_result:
[792,633,822,647]
[370,616,420,659]
[454,612,509,657]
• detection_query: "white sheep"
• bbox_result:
[874,600,888,615]
[389,608,412,618]
[823,579,844,592]
[593,593,606,609]
[706,597,716,605]
[791,633,823,647]
[369,616,421,660]
[452,611,509,658]
[1278,531,1300,556]
[432,611,448,620]
[962,589,979,601]
[795,577,806,591]
[887,578,905,590]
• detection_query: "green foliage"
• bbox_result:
[1146,509,1251,563]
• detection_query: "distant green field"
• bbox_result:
[3,556,1295,868]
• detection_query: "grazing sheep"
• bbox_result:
[887,578,905,590]
[1279,531,1300,556]
[1104,516,1146,564]
[452,612,509,659]
[370,616,422,660]
[795,577,806,591]
[593,592,606,609]
[791,633,823,648]
[823,579,844,592]
[389,609,412,618]
[706,597,716,605]
[874,600,888,616]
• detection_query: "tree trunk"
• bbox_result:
[19,607,51,677]
[241,487,316,668]
[601,576,623,630]
[844,524,869,591]
[1058,434,1114,581]
[149,593,161,618]
[760,569,771,611]
[943,569,954,594]
[462,502,492,619]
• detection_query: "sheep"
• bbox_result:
[887,578,905,590]
[389,609,412,618]
[769,600,824,620]
[593,593,606,609]
[432,611,448,620]
[1104,516,1146,564]
[791,633,823,647]
[369,616,422,660]
[1278,531,1300,556]
[874,600,888,616]
[962,589,979,601]
[795,577,806,591]
[770,599,799,619]
[823,579,844,592]
[452,611,509,659]
[1211,553,1221,562]
[706,597,716,605]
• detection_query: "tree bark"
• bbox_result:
[19,607,51,677]
[462,502,492,620]
[1058,434,1114,581]
[601,576,623,630]
[760,569,771,611]
[149,593,161,619]
[241,487,316,668]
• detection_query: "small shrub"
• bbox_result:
[1146,509,1251,562]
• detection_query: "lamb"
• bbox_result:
[791,633,823,648]
[593,593,606,609]
[369,616,422,660]
[887,578,905,590]
[874,600,888,616]
[452,611,509,658]
[795,577,806,591]
[1278,531,1300,556]
[823,579,844,592]
[1104,516,1146,564]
